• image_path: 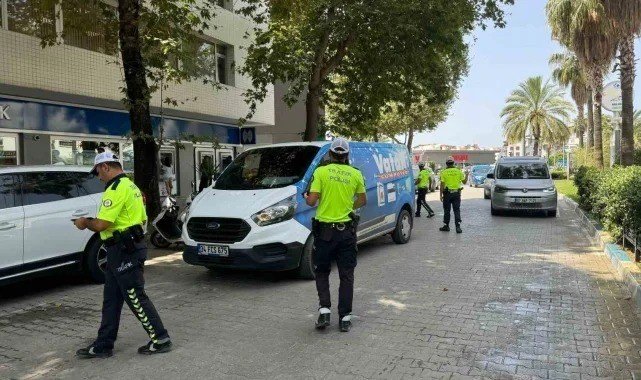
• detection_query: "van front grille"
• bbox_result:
[187,217,251,244]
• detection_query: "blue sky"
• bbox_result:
[413,0,640,148]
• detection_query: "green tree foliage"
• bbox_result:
[238,0,514,142]
[500,76,574,156]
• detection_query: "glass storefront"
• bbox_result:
[51,138,121,166]
[0,135,18,166]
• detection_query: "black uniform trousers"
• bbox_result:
[442,191,462,226]
[94,241,169,350]
[416,188,434,216]
[313,227,357,319]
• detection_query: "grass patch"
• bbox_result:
[555,179,579,203]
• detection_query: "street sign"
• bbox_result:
[602,81,622,113]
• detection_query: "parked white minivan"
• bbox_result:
[0,166,107,284]
[182,141,417,278]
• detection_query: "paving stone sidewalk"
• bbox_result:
[1,188,640,379]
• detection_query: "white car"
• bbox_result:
[0,166,107,284]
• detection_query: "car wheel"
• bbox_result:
[392,209,413,244]
[491,203,500,216]
[150,230,172,249]
[548,210,557,218]
[85,237,107,283]
[484,190,490,200]
[297,235,315,280]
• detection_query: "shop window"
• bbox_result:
[51,139,120,166]
[6,0,57,40]
[61,0,119,55]
[0,136,18,166]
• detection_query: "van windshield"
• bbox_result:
[497,162,550,180]
[214,146,320,190]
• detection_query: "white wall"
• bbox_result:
[0,4,274,126]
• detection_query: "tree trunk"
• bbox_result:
[577,104,585,148]
[406,125,415,152]
[304,88,321,141]
[593,73,605,168]
[587,88,595,148]
[620,35,635,166]
[118,0,160,221]
[532,138,540,157]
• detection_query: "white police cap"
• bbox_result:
[90,150,120,175]
[330,138,350,154]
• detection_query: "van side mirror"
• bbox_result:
[486,173,495,179]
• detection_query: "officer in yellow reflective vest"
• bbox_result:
[415,163,435,218]
[439,157,468,234]
[304,138,367,333]
[74,151,171,359]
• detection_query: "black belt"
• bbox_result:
[102,225,144,247]
[317,220,354,231]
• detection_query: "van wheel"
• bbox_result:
[297,235,315,280]
[85,237,107,283]
[392,209,412,244]
[548,210,557,217]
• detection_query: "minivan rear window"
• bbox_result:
[497,162,550,180]
[214,146,320,190]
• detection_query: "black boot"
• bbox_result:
[439,225,450,232]
[76,345,113,359]
[138,340,172,355]
[427,212,435,218]
[456,224,462,234]
[339,316,352,332]
[415,213,421,218]
[315,309,331,330]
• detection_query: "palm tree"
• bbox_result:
[546,0,618,168]
[603,0,641,165]
[500,76,574,156]
[634,109,641,147]
[549,51,589,148]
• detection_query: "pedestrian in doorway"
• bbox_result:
[415,162,435,218]
[161,156,175,196]
[439,157,468,234]
[198,156,215,193]
[75,150,172,359]
[304,138,367,332]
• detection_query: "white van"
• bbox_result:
[182,141,416,278]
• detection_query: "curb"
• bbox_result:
[561,195,641,313]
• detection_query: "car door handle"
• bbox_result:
[72,210,89,217]
[0,222,16,231]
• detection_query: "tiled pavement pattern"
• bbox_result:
[1,188,641,379]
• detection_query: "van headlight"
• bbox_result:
[543,186,556,193]
[251,196,297,226]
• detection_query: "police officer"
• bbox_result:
[74,151,171,358]
[304,138,366,332]
[439,157,468,234]
[415,163,435,218]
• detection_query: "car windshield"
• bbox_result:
[472,165,491,174]
[214,146,320,190]
[497,162,549,180]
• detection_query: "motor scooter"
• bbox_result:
[150,194,194,248]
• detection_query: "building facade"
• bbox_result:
[0,0,305,198]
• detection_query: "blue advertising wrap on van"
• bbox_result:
[182,141,415,272]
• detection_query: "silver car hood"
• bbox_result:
[495,178,553,189]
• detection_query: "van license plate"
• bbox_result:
[515,198,537,204]
[197,244,230,257]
